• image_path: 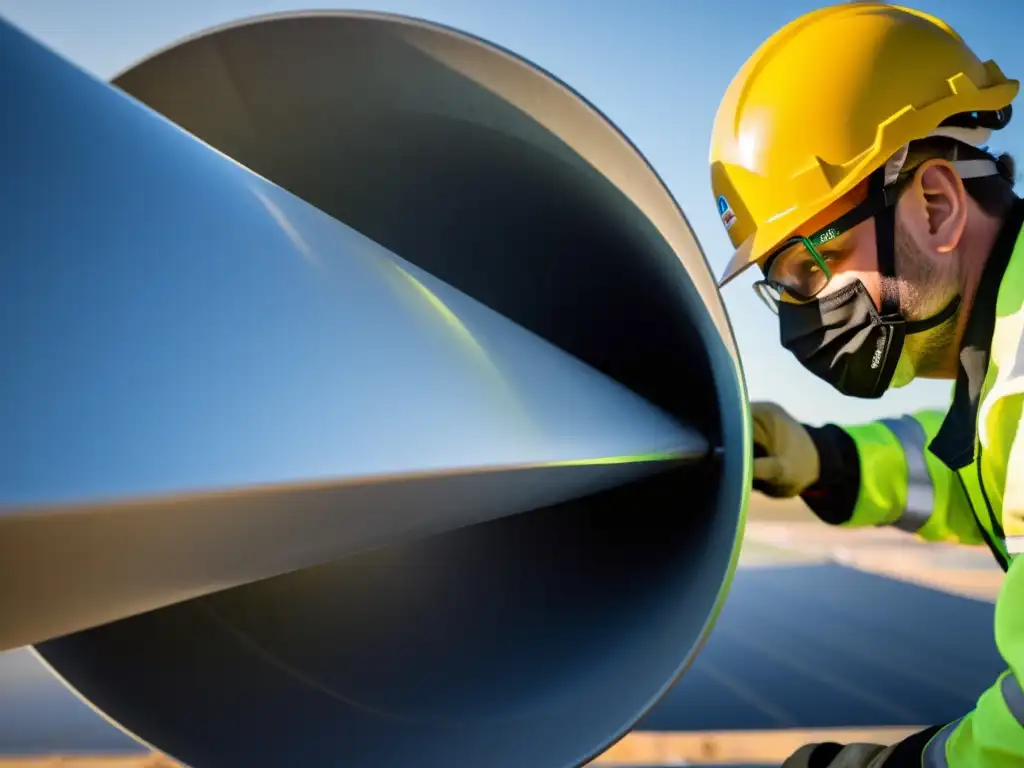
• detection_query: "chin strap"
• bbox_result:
[904,294,962,334]
[872,134,1002,329]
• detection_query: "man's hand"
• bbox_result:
[750,401,820,498]
[781,742,897,768]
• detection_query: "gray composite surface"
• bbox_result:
[638,563,1003,731]
[0,563,1004,755]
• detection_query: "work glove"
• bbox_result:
[750,401,820,498]
[781,742,898,768]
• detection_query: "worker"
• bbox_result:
[710,2,1023,767]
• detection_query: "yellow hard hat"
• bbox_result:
[710,1,1019,287]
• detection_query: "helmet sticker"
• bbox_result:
[717,195,737,231]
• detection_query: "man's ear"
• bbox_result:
[898,159,968,254]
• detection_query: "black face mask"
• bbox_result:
[779,279,960,399]
[776,167,964,399]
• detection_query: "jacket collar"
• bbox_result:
[930,197,1024,470]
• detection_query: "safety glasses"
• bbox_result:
[752,184,897,314]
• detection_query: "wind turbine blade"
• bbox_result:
[0,18,709,650]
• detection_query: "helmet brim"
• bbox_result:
[716,235,756,288]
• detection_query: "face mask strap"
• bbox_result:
[869,167,902,317]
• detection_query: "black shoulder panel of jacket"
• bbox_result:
[799,423,860,525]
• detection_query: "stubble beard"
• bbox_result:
[891,224,961,380]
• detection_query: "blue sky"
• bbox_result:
[2,0,1021,427]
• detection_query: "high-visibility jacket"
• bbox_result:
[799,198,1024,767]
